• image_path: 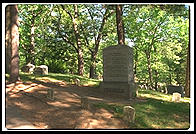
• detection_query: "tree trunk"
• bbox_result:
[89,6,113,78]
[5,6,11,74]
[154,70,158,91]
[73,5,84,76]
[6,5,20,82]
[29,22,35,65]
[116,5,125,45]
[89,51,97,78]
[185,41,190,97]
[145,51,153,90]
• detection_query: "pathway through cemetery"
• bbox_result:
[5,79,134,129]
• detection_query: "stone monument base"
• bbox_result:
[99,82,137,100]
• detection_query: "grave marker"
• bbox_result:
[47,89,54,100]
[172,92,181,102]
[99,45,137,100]
[123,106,135,123]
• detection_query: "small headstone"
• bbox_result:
[21,63,35,74]
[172,92,181,102]
[123,106,135,123]
[81,96,89,110]
[47,89,54,100]
[167,85,184,97]
[74,78,80,86]
[34,65,48,75]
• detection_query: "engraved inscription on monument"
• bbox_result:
[100,45,136,100]
[103,45,133,83]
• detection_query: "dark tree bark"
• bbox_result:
[116,5,125,45]
[185,40,190,97]
[5,5,20,82]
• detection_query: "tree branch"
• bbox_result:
[57,5,78,52]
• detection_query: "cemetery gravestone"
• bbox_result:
[21,63,35,74]
[123,106,135,123]
[34,65,48,75]
[99,45,137,100]
[172,92,181,102]
[81,96,89,110]
[47,89,54,100]
[167,85,185,97]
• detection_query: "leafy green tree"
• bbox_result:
[18,4,49,65]
[124,5,189,90]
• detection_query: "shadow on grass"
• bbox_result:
[19,73,100,87]
[131,97,190,129]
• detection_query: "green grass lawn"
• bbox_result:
[6,72,190,129]
[13,72,101,87]
[133,89,190,129]
[94,89,190,129]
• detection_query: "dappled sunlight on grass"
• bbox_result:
[131,89,190,129]
[6,72,190,129]
[138,89,190,103]
[19,72,101,87]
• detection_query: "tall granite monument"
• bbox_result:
[100,45,136,100]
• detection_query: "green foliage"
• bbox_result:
[18,4,189,88]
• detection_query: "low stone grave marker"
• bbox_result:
[81,96,89,110]
[74,78,80,86]
[34,65,48,75]
[21,63,35,74]
[47,89,54,100]
[167,85,185,97]
[123,106,135,123]
[172,92,181,102]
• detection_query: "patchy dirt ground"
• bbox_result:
[5,79,145,129]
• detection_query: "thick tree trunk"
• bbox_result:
[6,5,20,82]
[5,6,11,74]
[116,5,125,45]
[185,42,190,97]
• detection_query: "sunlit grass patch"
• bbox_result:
[93,89,190,129]
[93,102,124,118]
[131,89,190,129]
[18,72,101,87]
[138,89,190,103]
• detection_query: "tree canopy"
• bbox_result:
[17,4,189,95]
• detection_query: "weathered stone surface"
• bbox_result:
[167,85,184,97]
[47,89,54,100]
[21,63,35,74]
[123,106,135,123]
[74,78,80,86]
[172,92,181,102]
[81,96,89,110]
[99,45,136,100]
[103,45,133,82]
[34,65,48,75]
